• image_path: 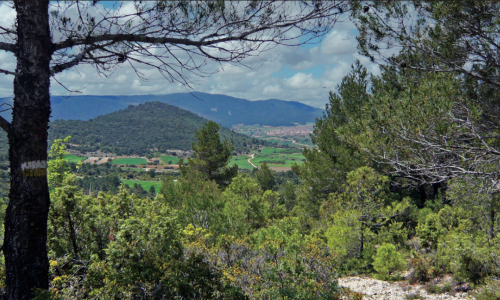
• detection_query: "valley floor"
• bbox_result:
[339,277,475,300]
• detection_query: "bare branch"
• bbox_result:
[0,68,16,76]
[0,25,16,35]
[0,115,11,135]
[51,75,83,95]
[50,43,111,75]
[55,30,277,51]
[0,41,15,53]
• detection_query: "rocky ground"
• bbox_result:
[339,276,476,300]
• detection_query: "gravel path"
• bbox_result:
[248,153,257,168]
[339,277,475,300]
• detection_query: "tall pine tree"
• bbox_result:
[181,121,238,188]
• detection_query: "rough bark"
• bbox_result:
[4,2,52,299]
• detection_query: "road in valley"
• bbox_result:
[248,153,257,168]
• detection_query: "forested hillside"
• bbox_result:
[48,102,266,155]
[0,92,324,127]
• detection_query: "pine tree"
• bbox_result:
[255,162,276,191]
[292,61,370,211]
[181,121,238,188]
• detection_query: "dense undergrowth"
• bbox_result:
[1,126,496,299]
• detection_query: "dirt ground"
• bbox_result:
[82,157,101,164]
[268,166,292,172]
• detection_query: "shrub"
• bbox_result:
[474,278,500,300]
[424,283,441,294]
[408,257,432,283]
[405,293,424,300]
[439,231,497,284]
[440,281,453,293]
[373,243,406,280]
[416,212,443,249]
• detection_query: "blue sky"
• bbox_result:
[0,2,380,109]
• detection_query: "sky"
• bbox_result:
[0,2,381,110]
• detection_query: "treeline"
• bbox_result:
[49,102,269,155]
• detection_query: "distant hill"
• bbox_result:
[0,92,324,127]
[48,102,267,155]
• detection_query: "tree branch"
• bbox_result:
[50,49,89,75]
[0,41,15,53]
[55,33,245,51]
[0,115,11,135]
[0,68,16,76]
[50,44,108,75]
[0,25,16,35]
[53,14,333,52]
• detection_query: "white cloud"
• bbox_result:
[0,3,15,29]
[321,30,358,56]
[0,6,385,110]
[262,84,282,96]
[284,73,321,90]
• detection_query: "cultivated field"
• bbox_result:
[160,155,180,164]
[120,179,163,193]
[259,147,300,154]
[251,152,305,168]
[64,154,87,163]
[64,147,306,173]
[111,158,148,165]
[229,155,254,170]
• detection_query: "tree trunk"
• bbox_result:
[4,2,52,299]
[417,185,427,208]
[432,182,440,200]
[359,223,364,259]
[490,204,496,241]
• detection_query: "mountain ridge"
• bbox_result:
[0,92,324,127]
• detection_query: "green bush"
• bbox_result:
[372,243,406,280]
[416,212,443,249]
[475,278,500,300]
[424,283,447,294]
[442,281,453,293]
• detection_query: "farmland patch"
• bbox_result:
[160,155,180,164]
[64,154,87,163]
[111,158,148,165]
[251,153,306,168]
[230,156,254,170]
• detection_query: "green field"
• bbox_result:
[267,160,304,168]
[111,158,148,165]
[160,155,180,164]
[252,154,285,166]
[120,179,163,193]
[229,156,254,170]
[251,153,306,168]
[283,153,306,160]
[259,147,291,154]
[64,154,87,163]
[124,167,147,172]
